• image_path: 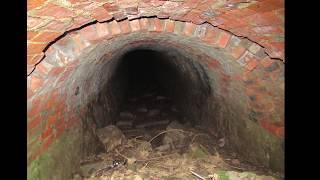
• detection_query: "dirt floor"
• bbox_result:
[74,88,284,180]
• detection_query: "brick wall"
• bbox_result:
[27,0,284,179]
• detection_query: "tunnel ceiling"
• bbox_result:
[27,0,285,179]
[27,0,284,74]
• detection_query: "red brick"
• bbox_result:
[165,20,175,32]
[34,4,75,18]
[148,18,156,31]
[91,7,113,22]
[154,19,163,32]
[201,26,220,45]
[129,19,140,32]
[183,11,205,25]
[260,57,274,68]
[27,43,47,55]
[32,31,61,43]
[231,46,246,59]
[44,20,71,31]
[139,18,149,30]
[73,16,94,26]
[49,67,65,76]
[30,76,43,90]
[103,3,119,12]
[96,23,110,39]
[36,63,50,75]
[183,22,196,36]
[27,53,44,65]
[27,31,39,41]
[27,0,46,10]
[217,31,231,48]
[246,59,259,71]
[118,20,131,34]
[248,1,279,13]
[109,21,121,35]
[260,120,284,138]
[79,25,97,41]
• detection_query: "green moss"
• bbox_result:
[216,170,229,180]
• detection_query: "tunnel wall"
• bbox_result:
[27,17,284,180]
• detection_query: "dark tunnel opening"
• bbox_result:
[89,48,213,131]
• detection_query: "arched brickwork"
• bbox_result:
[27,0,284,74]
[27,0,284,179]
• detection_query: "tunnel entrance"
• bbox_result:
[77,48,282,179]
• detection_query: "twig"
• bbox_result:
[115,149,174,162]
[224,162,246,170]
[191,171,206,180]
[148,129,191,143]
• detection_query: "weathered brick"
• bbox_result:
[200,26,220,45]
[154,18,163,32]
[193,24,208,38]
[27,53,44,65]
[34,3,75,19]
[260,57,274,68]
[36,63,50,75]
[231,46,246,59]
[139,18,149,30]
[91,7,113,22]
[217,31,231,48]
[103,3,119,12]
[129,19,140,32]
[30,76,43,91]
[246,59,259,71]
[79,25,97,41]
[44,20,71,31]
[248,43,261,54]
[109,21,121,35]
[183,22,196,36]
[148,18,156,31]
[237,51,254,66]
[118,20,131,34]
[27,43,47,55]
[174,21,185,34]
[164,20,175,32]
[27,31,39,40]
[96,23,111,39]
[32,31,61,43]
[27,0,46,10]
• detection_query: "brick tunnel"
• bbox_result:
[27,0,284,179]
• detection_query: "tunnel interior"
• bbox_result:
[27,30,284,179]
[88,48,212,136]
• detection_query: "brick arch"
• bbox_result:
[27,0,284,74]
[27,1,284,179]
